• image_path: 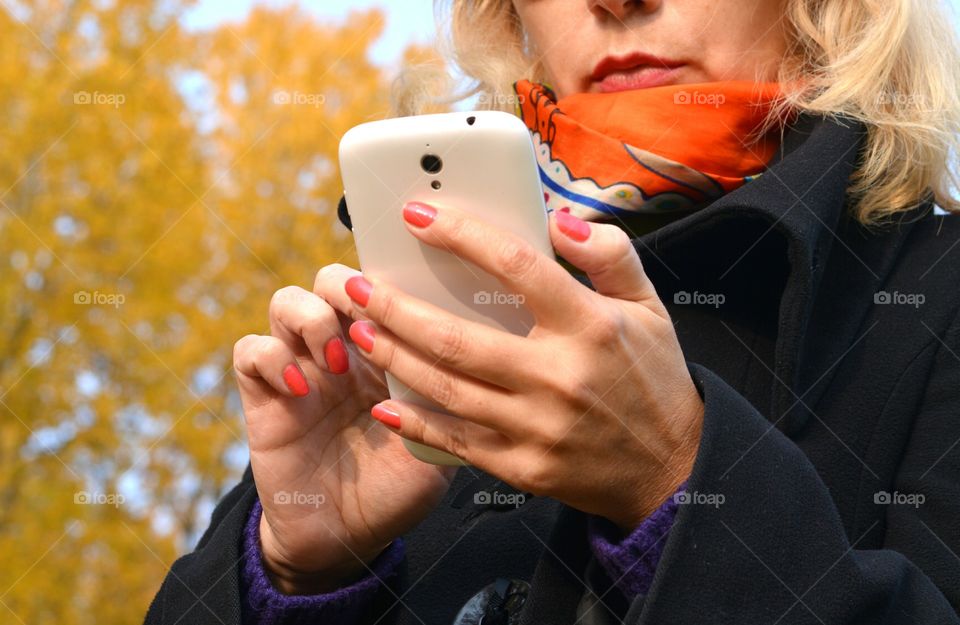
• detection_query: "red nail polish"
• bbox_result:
[403,202,436,227]
[282,363,309,396]
[345,275,372,307]
[371,402,401,429]
[349,321,375,353]
[324,337,349,374]
[555,209,590,242]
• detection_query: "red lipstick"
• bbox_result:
[591,51,685,93]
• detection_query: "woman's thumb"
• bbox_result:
[549,208,659,304]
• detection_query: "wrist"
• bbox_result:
[258,514,389,595]
[612,393,702,533]
[611,470,689,534]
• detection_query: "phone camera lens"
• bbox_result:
[421,154,443,174]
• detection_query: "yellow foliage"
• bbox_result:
[0,2,414,623]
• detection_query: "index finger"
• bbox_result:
[401,200,591,328]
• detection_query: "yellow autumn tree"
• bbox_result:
[201,5,389,284]
[0,2,405,623]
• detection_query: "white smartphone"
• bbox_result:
[338,110,555,466]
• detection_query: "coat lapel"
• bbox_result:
[516,502,593,625]
[631,112,871,435]
[789,199,927,432]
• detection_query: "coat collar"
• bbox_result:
[631,111,924,436]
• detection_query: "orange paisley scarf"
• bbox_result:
[512,79,791,221]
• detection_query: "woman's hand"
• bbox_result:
[232,279,458,594]
[329,201,704,533]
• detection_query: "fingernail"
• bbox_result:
[324,337,349,374]
[371,402,401,429]
[282,363,310,396]
[349,320,375,353]
[403,201,436,227]
[555,209,590,242]
[345,275,372,307]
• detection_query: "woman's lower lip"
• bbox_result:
[595,66,683,93]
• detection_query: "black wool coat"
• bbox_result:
[144,112,960,624]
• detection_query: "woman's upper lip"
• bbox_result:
[590,51,685,82]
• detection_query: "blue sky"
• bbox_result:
[182,0,436,68]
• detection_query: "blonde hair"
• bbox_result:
[391,0,960,227]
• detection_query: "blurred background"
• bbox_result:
[1,1,959,623]
[0,1,442,622]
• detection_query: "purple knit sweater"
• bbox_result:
[240,499,406,625]
[241,482,686,624]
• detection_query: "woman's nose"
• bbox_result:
[587,0,660,21]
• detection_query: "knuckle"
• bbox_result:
[586,309,624,344]
[313,263,349,293]
[495,237,538,283]
[443,421,470,461]
[377,289,397,327]
[423,365,456,410]
[517,457,557,497]
[255,335,283,362]
[267,288,285,315]
[407,413,430,449]
[444,212,470,244]
[532,415,568,450]
[302,304,339,340]
[269,286,299,318]
[647,313,677,342]
[379,335,397,371]
[609,227,634,259]
[551,370,595,410]
[431,319,468,366]
[232,334,259,369]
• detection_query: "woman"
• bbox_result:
[145,1,960,624]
